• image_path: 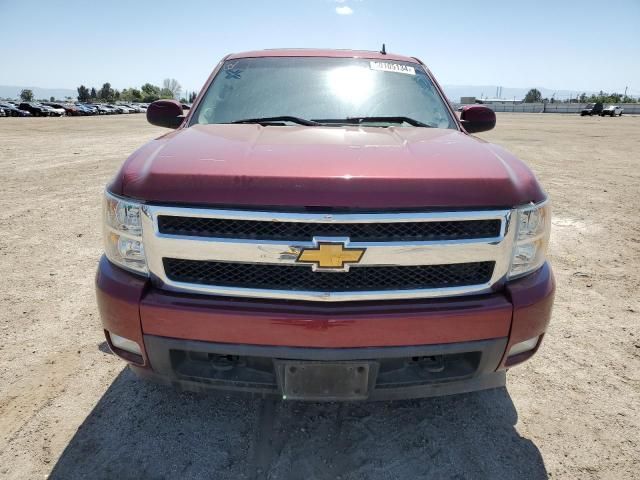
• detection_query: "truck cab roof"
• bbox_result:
[227,48,419,64]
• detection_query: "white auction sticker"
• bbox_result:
[369,61,415,75]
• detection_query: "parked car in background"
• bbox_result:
[83,103,103,114]
[0,107,5,117]
[106,104,121,113]
[113,104,134,114]
[119,103,143,113]
[108,104,124,113]
[40,104,64,116]
[74,104,96,115]
[95,104,115,114]
[0,103,32,117]
[45,102,80,116]
[580,102,603,116]
[19,102,51,116]
[600,105,623,117]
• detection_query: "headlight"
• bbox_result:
[103,191,148,275]
[508,201,551,279]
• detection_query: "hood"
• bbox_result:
[111,124,545,209]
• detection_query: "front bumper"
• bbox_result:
[96,256,554,400]
[132,335,507,400]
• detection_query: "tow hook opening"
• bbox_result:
[187,352,244,371]
[410,355,445,373]
[209,354,242,371]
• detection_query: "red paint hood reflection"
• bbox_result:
[112,124,545,208]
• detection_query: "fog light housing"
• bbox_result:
[508,336,540,357]
[108,332,142,355]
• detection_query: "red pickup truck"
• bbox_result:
[97,49,554,401]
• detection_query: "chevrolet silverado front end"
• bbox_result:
[96,49,554,401]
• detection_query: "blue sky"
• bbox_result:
[1,0,638,96]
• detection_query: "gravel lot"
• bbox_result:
[0,113,639,479]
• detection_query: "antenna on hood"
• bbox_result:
[380,43,387,55]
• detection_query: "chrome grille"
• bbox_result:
[157,215,501,242]
[163,259,495,292]
[141,206,515,302]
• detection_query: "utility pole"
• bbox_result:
[624,86,628,97]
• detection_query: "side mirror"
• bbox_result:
[460,105,496,133]
[147,99,184,129]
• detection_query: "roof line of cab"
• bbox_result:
[226,48,422,64]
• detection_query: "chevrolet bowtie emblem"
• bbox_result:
[297,242,365,271]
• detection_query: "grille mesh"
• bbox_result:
[163,258,495,292]
[157,216,501,242]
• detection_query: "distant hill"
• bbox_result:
[0,85,77,101]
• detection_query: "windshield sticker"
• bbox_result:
[223,61,243,79]
[369,61,415,75]
[225,69,242,79]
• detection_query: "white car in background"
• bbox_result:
[122,104,144,113]
[42,104,65,116]
[601,105,623,117]
[110,104,132,114]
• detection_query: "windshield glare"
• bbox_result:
[192,57,456,129]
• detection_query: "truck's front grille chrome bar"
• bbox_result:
[141,206,515,302]
[157,215,502,242]
[163,259,496,292]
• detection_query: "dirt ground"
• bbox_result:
[0,113,639,479]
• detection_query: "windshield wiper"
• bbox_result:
[230,116,320,126]
[312,116,432,127]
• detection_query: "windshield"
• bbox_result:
[191,57,456,129]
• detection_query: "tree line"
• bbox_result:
[18,79,197,104]
[76,78,196,104]
[523,88,637,104]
